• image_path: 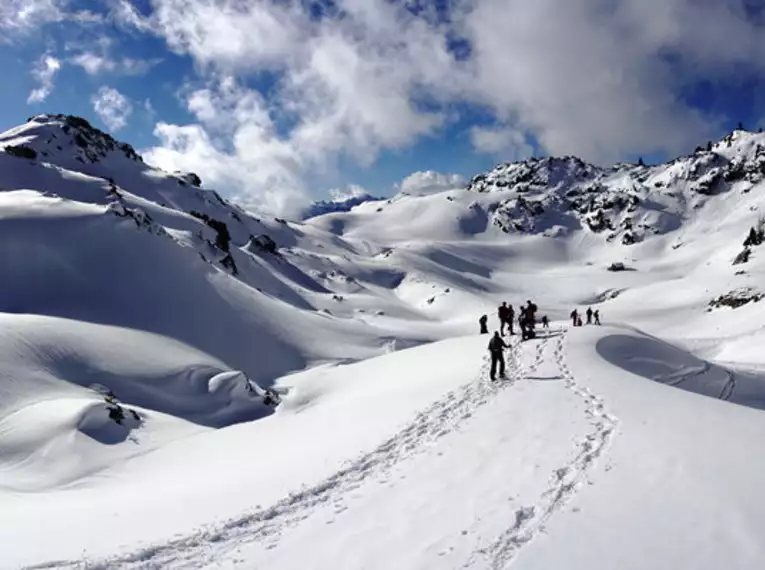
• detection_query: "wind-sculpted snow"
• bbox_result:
[596,332,765,410]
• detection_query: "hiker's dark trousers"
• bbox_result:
[490,351,505,379]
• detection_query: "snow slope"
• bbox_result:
[2,115,765,569]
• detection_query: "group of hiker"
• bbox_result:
[479,301,548,341]
[482,302,603,381]
[481,300,547,380]
[570,306,601,327]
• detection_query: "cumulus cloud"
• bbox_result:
[27,54,61,103]
[461,0,765,162]
[142,79,306,217]
[137,1,459,214]
[89,0,765,213]
[396,171,466,196]
[91,86,133,131]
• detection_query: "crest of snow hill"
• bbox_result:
[0,114,275,277]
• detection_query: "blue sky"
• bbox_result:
[2,0,765,215]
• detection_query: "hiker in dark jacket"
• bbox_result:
[594,309,601,325]
[541,315,549,329]
[488,331,508,380]
[586,307,593,325]
[479,314,489,334]
[507,304,515,335]
[498,303,509,335]
[570,309,579,326]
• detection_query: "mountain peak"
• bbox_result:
[0,114,143,167]
[462,130,765,243]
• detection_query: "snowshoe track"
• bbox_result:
[467,330,619,570]
[43,339,524,570]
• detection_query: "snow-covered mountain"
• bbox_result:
[3,114,765,570]
[464,132,765,245]
[301,191,382,220]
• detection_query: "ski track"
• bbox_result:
[718,369,736,401]
[37,338,526,570]
[658,361,737,402]
[465,330,619,570]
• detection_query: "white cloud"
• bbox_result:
[71,52,114,74]
[110,0,765,214]
[396,171,465,196]
[460,0,765,162]
[70,52,159,75]
[0,0,65,32]
[135,0,458,213]
[470,125,534,160]
[27,54,61,103]
[120,57,159,74]
[142,80,306,217]
[91,86,133,131]
[328,184,371,202]
[0,0,101,36]
[144,98,156,122]
[149,0,305,71]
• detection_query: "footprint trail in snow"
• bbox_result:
[44,339,525,569]
[467,331,619,570]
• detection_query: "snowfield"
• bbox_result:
[2,115,765,569]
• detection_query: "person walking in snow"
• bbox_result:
[488,331,508,380]
[541,315,549,329]
[526,300,538,323]
[479,314,489,334]
[526,300,537,331]
[586,307,593,325]
[594,309,601,325]
[570,309,579,327]
[498,302,510,336]
[507,304,515,335]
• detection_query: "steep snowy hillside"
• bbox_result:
[3,115,765,570]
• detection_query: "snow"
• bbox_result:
[2,116,765,569]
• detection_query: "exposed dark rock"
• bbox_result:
[4,145,37,159]
[708,288,764,310]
